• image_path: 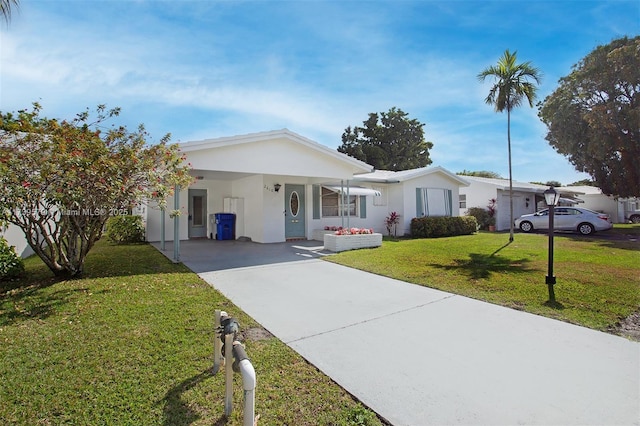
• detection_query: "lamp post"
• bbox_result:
[544,186,560,302]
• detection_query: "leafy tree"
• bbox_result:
[538,36,640,198]
[1,0,18,24]
[457,170,503,179]
[0,103,193,277]
[567,179,595,187]
[478,50,542,241]
[338,107,433,171]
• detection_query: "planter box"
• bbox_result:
[323,233,383,252]
[312,229,336,242]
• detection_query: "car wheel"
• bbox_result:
[630,215,640,224]
[578,222,594,235]
[519,221,533,233]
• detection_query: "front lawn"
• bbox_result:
[0,241,381,425]
[327,227,640,334]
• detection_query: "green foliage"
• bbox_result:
[0,236,24,280]
[338,107,433,171]
[341,404,379,426]
[1,0,19,24]
[384,211,400,236]
[466,207,491,230]
[105,215,145,244]
[478,49,542,241]
[457,170,503,179]
[539,36,640,198]
[410,216,477,238]
[478,50,542,113]
[567,179,595,187]
[0,103,193,277]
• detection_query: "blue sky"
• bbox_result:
[1,1,638,184]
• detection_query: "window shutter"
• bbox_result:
[312,185,320,219]
[416,188,424,217]
[359,195,366,218]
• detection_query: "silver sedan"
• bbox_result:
[515,207,613,235]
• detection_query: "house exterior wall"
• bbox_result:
[145,132,467,244]
[577,194,625,223]
[460,181,541,231]
[460,180,497,217]
[495,190,538,231]
[0,223,34,258]
[307,184,387,235]
[186,137,365,180]
[401,173,463,235]
[231,175,266,241]
[145,179,233,242]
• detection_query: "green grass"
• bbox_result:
[1,241,382,426]
[327,226,640,333]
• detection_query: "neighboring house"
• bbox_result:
[459,176,584,231]
[144,129,469,243]
[568,185,639,223]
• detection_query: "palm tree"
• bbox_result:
[478,50,541,242]
[1,0,19,24]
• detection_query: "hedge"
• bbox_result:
[410,216,478,238]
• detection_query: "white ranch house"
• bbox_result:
[459,176,584,231]
[144,129,469,244]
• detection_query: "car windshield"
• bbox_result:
[536,210,549,216]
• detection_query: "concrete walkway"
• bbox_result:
[155,240,640,425]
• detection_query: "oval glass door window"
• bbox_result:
[290,191,299,217]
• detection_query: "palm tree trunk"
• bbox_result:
[507,108,514,242]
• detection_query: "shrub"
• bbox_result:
[0,236,25,280]
[466,207,491,230]
[105,215,145,244]
[385,211,400,236]
[410,216,477,238]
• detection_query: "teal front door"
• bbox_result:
[188,189,207,238]
[284,184,305,239]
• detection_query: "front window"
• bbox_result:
[321,187,357,217]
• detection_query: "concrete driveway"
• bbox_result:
[155,239,640,425]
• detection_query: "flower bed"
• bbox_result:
[323,228,382,252]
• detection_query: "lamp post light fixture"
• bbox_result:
[544,186,560,302]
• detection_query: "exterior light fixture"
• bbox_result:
[274,183,281,192]
[544,186,560,302]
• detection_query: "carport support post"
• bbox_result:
[173,185,180,262]
[161,208,166,251]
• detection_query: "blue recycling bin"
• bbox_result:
[215,213,236,240]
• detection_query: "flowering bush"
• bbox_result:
[0,103,193,277]
[334,227,374,235]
